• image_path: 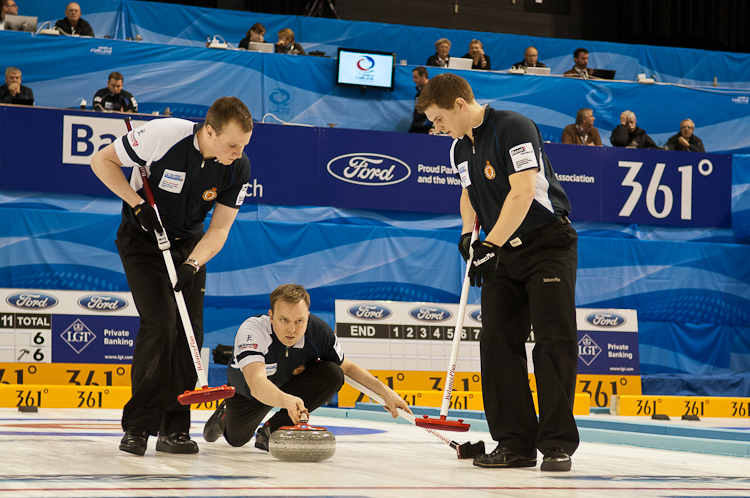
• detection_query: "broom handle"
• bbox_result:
[440,217,480,417]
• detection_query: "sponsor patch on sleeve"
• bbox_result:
[333,336,344,361]
[508,142,539,172]
[456,161,471,188]
[236,183,250,206]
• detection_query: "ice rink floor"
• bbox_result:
[1,407,750,498]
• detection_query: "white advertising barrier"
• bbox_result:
[62,115,151,165]
[0,288,138,364]
[335,300,639,376]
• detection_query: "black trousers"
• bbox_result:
[223,361,344,447]
[115,221,206,436]
[480,222,579,457]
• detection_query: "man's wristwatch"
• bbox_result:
[185,259,200,272]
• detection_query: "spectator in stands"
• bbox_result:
[511,46,546,71]
[0,0,19,31]
[667,119,705,152]
[0,67,33,105]
[561,108,601,146]
[563,48,593,78]
[408,66,432,133]
[610,110,656,149]
[55,2,94,37]
[275,28,305,55]
[239,23,265,50]
[93,72,138,113]
[462,39,491,70]
[426,38,451,68]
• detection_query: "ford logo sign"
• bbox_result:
[585,312,627,328]
[327,153,411,186]
[78,295,128,312]
[409,306,452,322]
[347,304,392,320]
[6,292,58,309]
[469,309,482,323]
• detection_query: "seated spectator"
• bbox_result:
[561,108,601,146]
[610,110,656,149]
[511,46,546,71]
[0,67,33,105]
[275,28,305,55]
[462,39,491,70]
[667,119,705,152]
[0,0,19,31]
[239,23,265,50]
[563,48,594,78]
[426,38,451,68]
[93,72,138,113]
[55,2,94,37]
[408,66,432,133]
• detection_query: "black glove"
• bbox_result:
[174,262,197,294]
[133,203,163,235]
[468,240,500,287]
[458,232,472,262]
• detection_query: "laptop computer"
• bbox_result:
[592,69,617,80]
[447,57,474,70]
[526,66,551,76]
[4,14,37,32]
[246,42,275,53]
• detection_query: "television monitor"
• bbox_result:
[336,48,395,92]
[4,14,37,32]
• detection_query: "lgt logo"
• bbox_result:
[578,334,601,366]
[61,319,96,354]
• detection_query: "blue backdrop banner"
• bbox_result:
[3,31,749,154]
[0,106,734,228]
[1,195,748,376]
[27,0,750,89]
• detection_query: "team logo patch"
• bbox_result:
[202,188,217,201]
[484,161,495,179]
[292,365,306,375]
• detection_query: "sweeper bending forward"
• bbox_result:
[204,284,412,449]
[90,97,253,457]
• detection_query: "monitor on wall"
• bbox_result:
[336,47,395,92]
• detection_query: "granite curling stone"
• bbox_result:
[268,415,336,462]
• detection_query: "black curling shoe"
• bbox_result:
[254,424,271,452]
[119,427,148,456]
[473,445,537,468]
[541,448,572,471]
[203,401,226,443]
[156,432,199,454]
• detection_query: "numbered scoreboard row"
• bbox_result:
[338,323,483,341]
[0,314,53,363]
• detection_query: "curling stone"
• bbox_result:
[268,414,336,462]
